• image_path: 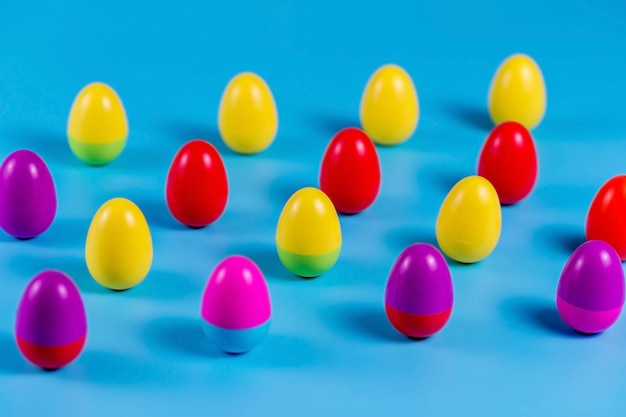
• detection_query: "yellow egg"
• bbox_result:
[67,82,128,165]
[359,64,419,146]
[436,176,501,263]
[276,187,342,277]
[488,54,546,130]
[85,198,153,290]
[218,72,278,154]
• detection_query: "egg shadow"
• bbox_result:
[442,101,492,131]
[121,270,202,301]
[228,242,300,282]
[500,296,585,337]
[425,168,467,194]
[62,350,159,385]
[0,125,80,167]
[133,195,184,230]
[142,316,225,359]
[0,333,32,374]
[156,119,232,155]
[386,226,438,253]
[267,175,313,205]
[321,302,412,343]
[7,253,107,295]
[533,224,585,256]
[306,112,361,137]
[28,217,89,250]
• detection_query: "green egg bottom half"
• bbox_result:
[68,137,126,165]
[276,245,341,278]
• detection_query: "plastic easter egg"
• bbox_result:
[166,140,228,227]
[557,240,624,333]
[488,54,546,130]
[276,187,342,277]
[319,127,381,214]
[477,121,538,205]
[218,72,278,154]
[359,64,419,146]
[67,82,128,165]
[586,176,626,261]
[0,150,56,239]
[201,255,271,353]
[16,270,87,369]
[385,243,453,338]
[436,176,501,263]
[86,198,153,290]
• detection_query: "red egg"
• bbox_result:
[477,121,538,205]
[586,175,626,261]
[166,140,228,228]
[319,127,381,214]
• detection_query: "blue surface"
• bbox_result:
[1,1,626,415]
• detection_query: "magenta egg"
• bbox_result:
[384,243,453,338]
[0,150,57,239]
[201,255,271,353]
[557,240,625,334]
[15,270,87,369]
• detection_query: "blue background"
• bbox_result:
[1,1,626,415]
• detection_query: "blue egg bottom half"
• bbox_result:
[201,319,271,354]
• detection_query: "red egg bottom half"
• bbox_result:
[556,296,622,334]
[385,304,452,338]
[16,335,86,370]
[477,121,538,205]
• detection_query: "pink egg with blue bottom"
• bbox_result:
[201,255,271,353]
[557,240,625,334]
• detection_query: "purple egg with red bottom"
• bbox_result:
[557,240,624,334]
[201,255,271,353]
[385,243,454,338]
[15,270,87,369]
[0,150,57,239]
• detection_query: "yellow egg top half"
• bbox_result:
[359,64,419,146]
[86,197,153,290]
[488,54,546,130]
[436,176,502,263]
[276,187,342,256]
[67,82,128,144]
[218,72,278,154]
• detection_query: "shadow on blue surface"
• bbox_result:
[306,112,360,137]
[7,253,107,295]
[533,224,585,256]
[386,226,438,253]
[157,119,232,156]
[230,242,300,282]
[500,296,585,338]
[321,302,413,343]
[62,350,158,385]
[27,217,89,249]
[0,333,32,375]
[143,316,225,358]
[0,125,81,167]
[134,195,184,230]
[268,175,313,204]
[425,168,467,194]
[121,270,203,301]
[442,102,492,132]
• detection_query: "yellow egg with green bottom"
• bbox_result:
[218,72,278,155]
[436,176,501,264]
[86,198,152,290]
[359,64,419,146]
[276,187,342,277]
[67,82,128,165]
[488,54,546,130]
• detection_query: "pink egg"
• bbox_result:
[200,255,271,353]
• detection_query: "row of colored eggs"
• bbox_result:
[14,236,625,370]
[65,53,546,167]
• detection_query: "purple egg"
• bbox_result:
[384,243,453,338]
[557,240,625,334]
[15,270,87,369]
[0,150,57,238]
